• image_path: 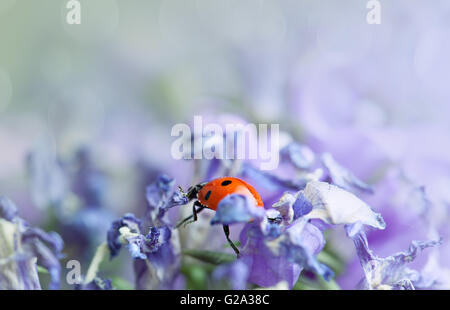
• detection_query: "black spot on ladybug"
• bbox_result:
[221,180,232,186]
[204,190,212,201]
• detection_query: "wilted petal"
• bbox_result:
[124,233,147,260]
[211,194,265,226]
[0,196,18,222]
[304,181,385,230]
[280,143,315,170]
[321,153,374,194]
[124,226,172,260]
[348,226,441,290]
[272,192,313,224]
[134,226,182,290]
[272,193,295,224]
[0,218,41,290]
[20,227,64,290]
[22,227,64,257]
[1,197,64,290]
[145,174,188,226]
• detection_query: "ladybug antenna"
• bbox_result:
[178,185,186,196]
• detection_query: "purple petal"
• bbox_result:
[279,219,333,281]
[239,162,307,191]
[210,194,265,226]
[239,222,302,288]
[292,192,313,219]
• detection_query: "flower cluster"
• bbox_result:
[0,119,446,290]
[99,121,442,290]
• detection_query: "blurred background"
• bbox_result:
[1,0,450,289]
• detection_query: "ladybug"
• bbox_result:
[177,177,264,255]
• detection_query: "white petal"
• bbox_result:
[303,181,385,229]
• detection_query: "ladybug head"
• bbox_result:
[183,182,207,201]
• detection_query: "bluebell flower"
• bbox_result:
[106,174,185,289]
[0,196,64,290]
[145,174,189,226]
[107,213,182,289]
[72,147,108,208]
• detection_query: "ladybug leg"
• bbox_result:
[223,225,240,257]
[176,201,205,228]
[192,200,202,222]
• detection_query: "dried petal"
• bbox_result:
[321,152,374,194]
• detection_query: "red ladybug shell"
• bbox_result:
[197,177,264,211]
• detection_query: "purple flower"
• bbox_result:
[237,206,330,288]
[238,221,302,288]
[107,213,182,289]
[106,175,186,289]
[107,213,142,259]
